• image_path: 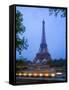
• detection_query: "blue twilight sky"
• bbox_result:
[16,6,66,61]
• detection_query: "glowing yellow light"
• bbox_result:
[23,73,27,76]
[33,73,37,77]
[45,73,49,77]
[56,72,62,75]
[19,73,22,76]
[16,73,19,76]
[51,73,55,77]
[28,73,32,76]
[39,73,43,77]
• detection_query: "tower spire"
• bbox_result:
[41,20,46,44]
[40,20,47,52]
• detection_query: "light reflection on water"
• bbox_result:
[16,76,66,81]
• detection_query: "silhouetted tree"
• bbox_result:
[49,8,66,17]
[16,10,28,54]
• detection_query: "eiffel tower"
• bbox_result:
[33,20,51,64]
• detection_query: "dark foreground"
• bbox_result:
[16,76,66,85]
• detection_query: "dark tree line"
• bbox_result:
[47,59,66,68]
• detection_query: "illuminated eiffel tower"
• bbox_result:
[33,20,51,64]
